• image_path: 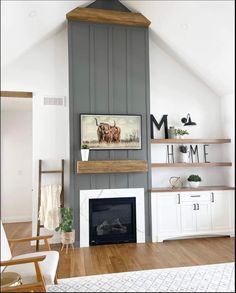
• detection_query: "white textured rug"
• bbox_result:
[47,262,235,292]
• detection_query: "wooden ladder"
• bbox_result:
[36,159,64,251]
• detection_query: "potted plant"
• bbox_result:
[81,144,90,161]
[175,129,189,139]
[187,174,202,188]
[55,207,75,251]
[179,145,189,163]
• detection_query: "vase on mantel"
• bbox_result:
[81,149,89,161]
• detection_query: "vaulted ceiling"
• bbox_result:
[1,0,234,97]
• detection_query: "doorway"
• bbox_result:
[1,95,32,223]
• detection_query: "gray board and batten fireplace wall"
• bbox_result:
[67,0,152,246]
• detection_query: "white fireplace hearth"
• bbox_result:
[79,188,145,247]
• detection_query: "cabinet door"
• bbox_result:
[156,194,181,234]
[196,202,211,231]
[211,191,230,231]
[180,202,196,233]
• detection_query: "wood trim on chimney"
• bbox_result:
[66,7,151,27]
[1,91,33,98]
[77,160,148,174]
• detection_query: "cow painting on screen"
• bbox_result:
[80,114,141,150]
[95,118,121,144]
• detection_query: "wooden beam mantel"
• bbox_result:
[1,91,33,98]
[77,160,148,174]
[66,7,151,27]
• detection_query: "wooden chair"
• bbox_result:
[0,221,59,292]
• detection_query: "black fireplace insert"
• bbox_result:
[89,197,136,246]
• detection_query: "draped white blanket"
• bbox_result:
[39,185,62,230]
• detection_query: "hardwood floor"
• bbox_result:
[3,222,235,279]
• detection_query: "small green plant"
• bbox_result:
[179,145,188,153]
[81,144,89,149]
[55,207,73,233]
[187,174,202,182]
[175,129,189,136]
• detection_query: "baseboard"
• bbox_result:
[2,217,32,223]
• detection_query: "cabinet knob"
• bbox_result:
[193,204,196,210]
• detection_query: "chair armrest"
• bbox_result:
[8,235,53,243]
[0,255,46,267]
[8,235,53,251]
[1,256,47,292]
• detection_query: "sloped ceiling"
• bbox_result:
[1,0,234,97]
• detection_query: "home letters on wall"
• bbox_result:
[204,145,210,163]
[150,114,168,139]
[190,145,199,163]
[165,144,210,163]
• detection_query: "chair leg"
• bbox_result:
[54,273,58,285]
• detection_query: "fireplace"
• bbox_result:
[89,197,136,245]
[80,188,145,247]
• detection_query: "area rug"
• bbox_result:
[47,262,234,292]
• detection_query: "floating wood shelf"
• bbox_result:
[67,7,151,27]
[77,160,148,174]
[0,91,33,98]
[152,162,232,168]
[151,139,231,144]
[150,186,235,193]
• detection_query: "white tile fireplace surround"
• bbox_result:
[80,188,145,247]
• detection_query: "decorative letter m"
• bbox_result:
[150,114,168,139]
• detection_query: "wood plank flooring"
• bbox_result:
[3,222,235,279]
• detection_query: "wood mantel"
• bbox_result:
[77,160,148,174]
[66,7,151,27]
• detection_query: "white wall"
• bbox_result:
[124,0,235,97]
[220,93,235,187]
[1,27,70,242]
[149,40,229,188]
[1,98,32,222]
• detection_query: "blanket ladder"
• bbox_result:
[36,159,64,251]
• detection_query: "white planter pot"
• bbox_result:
[61,230,75,245]
[179,152,189,163]
[189,181,200,188]
[81,149,89,161]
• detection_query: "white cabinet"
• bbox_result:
[196,202,212,231]
[211,191,232,231]
[180,193,212,233]
[180,202,196,233]
[151,193,180,242]
[151,190,234,242]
